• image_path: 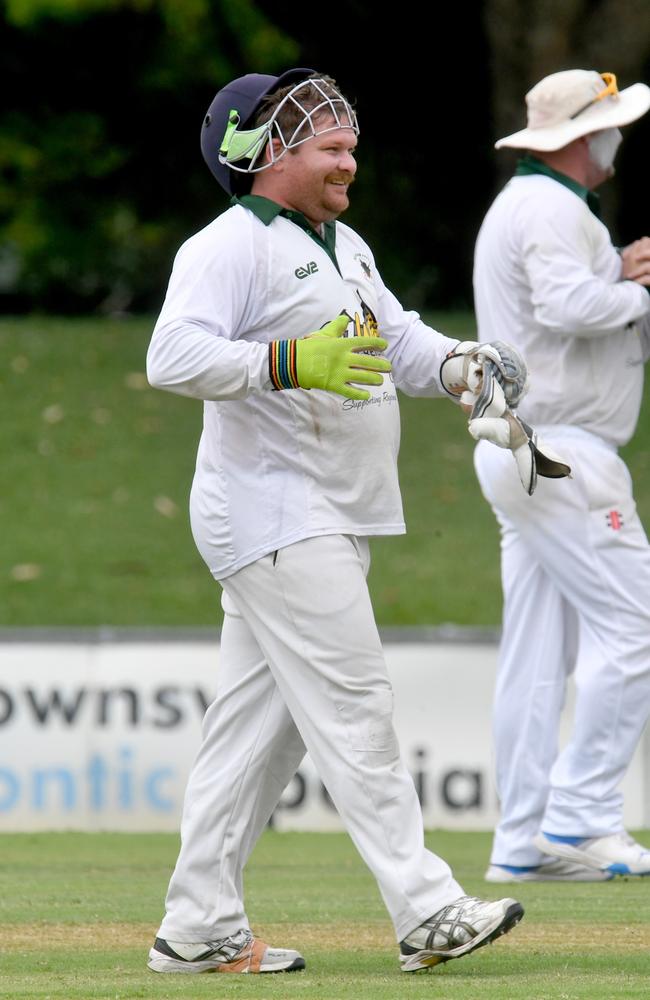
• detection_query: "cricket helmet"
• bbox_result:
[200,68,358,194]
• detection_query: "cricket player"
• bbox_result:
[145,68,527,975]
[472,69,650,882]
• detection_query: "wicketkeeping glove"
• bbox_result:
[466,363,571,495]
[440,340,529,409]
[269,315,391,401]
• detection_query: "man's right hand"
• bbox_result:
[269,316,391,401]
[621,236,650,286]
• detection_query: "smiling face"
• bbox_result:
[251,115,358,227]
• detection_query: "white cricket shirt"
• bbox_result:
[473,164,650,447]
[148,198,459,579]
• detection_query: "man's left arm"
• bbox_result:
[375,269,567,493]
[375,271,526,405]
[374,273,460,396]
[378,287,458,396]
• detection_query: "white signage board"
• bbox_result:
[0,639,647,831]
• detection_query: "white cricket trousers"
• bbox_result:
[474,429,650,866]
[159,534,462,942]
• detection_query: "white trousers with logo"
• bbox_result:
[158,534,462,942]
[474,429,650,866]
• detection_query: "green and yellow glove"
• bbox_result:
[269,315,391,401]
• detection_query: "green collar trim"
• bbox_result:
[231,194,283,225]
[232,194,340,272]
[515,154,601,219]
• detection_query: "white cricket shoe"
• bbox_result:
[485,858,613,882]
[147,928,305,974]
[399,895,523,972]
[533,831,650,877]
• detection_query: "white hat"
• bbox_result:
[496,69,650,151]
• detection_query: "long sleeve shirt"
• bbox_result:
[148,198,459,579]
[473,161,650,447]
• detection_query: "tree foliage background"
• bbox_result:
[1,0,649,315]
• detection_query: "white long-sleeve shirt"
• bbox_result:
[148,199,459,579]
[473,169,650,446]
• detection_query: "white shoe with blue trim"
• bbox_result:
[485,858,613,882]
[533,831,650,876]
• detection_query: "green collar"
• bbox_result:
[231,194,340,272]
[514,154,601,219]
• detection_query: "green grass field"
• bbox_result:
[3,314,650,629]
[2,318,650,997]
[1,830,649,999]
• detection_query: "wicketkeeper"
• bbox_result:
[145,67,530,976]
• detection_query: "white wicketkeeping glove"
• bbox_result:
[440,340,529,410]
[466,361,571,495]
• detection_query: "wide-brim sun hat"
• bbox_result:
[496,69,650,151]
